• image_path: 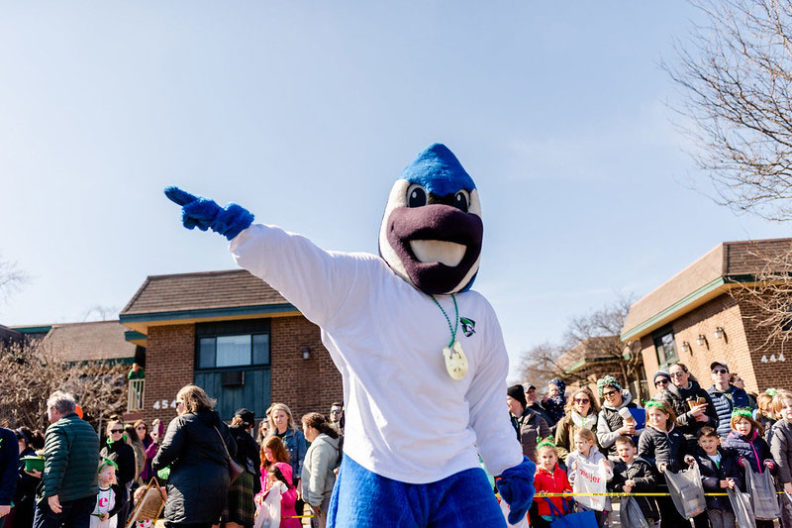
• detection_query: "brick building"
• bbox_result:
[119,269,342,425]
[621,238,792,394]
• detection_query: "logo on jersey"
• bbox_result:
[460,317,476,337]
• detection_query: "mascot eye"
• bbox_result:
[453,190,470,212]
[407,184,427,208]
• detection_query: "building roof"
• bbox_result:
[621,238,792,342]
[119,269,298,337]
[557,336,622,374]
[36,320,136,362]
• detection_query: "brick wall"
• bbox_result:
[270,317,343,422]
[736,293,792,391]
[637,292,790,395]
[140,316,343,426]
[142,324,195,425]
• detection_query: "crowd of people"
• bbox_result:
[508,361,792,527]
[3,363,792,528]
[0,387,346,528]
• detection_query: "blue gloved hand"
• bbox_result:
[164,186,254,241]
[496,456,536,525]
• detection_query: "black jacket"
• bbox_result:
[637,425,689,473]
[0,428,18,506]
[608,457,660,522]
[100,440,136,489]
[695,446,742,512]
[152,410,236,525]
[228,424,261,493]
[662,381,719,440]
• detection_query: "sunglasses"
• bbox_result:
[602,390,618,397]
[136,426,146,430]
[574,398,590,404]
[110,429,124,434]
[712,369,728,374]
[655,379,669,386]
[330,410,342,414]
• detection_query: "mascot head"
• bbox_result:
[378,143,482,295]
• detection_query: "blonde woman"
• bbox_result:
[152,385,235,528]
[266,403,307,496]
[553,386,600,462]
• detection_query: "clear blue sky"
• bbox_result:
[2,2,790,378]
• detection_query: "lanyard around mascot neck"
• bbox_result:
[431,294,469,381]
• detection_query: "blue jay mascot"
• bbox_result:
[165,143,535,527]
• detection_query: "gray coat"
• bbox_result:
[301,433,340,508]
[769,418,792,484]
[152,410,235,525]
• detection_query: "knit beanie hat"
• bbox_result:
[653,370,671,385]
[597,375,622,398]
[549,378,566,394]
[507,384,528,408]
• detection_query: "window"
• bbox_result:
[196,319,270,369]
[653,326,678,367]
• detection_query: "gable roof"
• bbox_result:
[121,269,289,315]
[119,270,297,336]
[621,238,792,341]
[37,320,136,362]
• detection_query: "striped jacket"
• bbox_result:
[39,412,99,502]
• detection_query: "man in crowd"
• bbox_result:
[34,391,99,528]
[524,384,553,428]
[328,402,344,435]
[507,384,551,462]
[707,361,752,438]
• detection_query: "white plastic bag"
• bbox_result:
[663,465,706,519]
[572,458,608,511]
[499,498,529,528]
[253,482,283,528]
[744,467,780,520]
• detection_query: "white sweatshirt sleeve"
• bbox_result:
[229,224,369,329]
[467,302,523,476]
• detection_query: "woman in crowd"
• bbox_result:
[300,413,341,528]
[101,420,136,528]
[542,378,567,428]
[12,427,44,528]
[224,409,260,528]
[652,371,671,399]
[146,419,163,482]
[553,386,600,462]
[595,376,639,459]
[153,384,236,528]
[662,363,718,449]
[133,420,154,482]
[266,403,307,504]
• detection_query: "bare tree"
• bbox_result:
[668,0,792,220]
[0,339,127,431]
[563,295,642,391]
[516,342,569,389]
[517,295,641,394]
[0,254,27,304]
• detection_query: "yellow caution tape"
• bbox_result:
[535,491,785,498]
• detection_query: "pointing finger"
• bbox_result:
[164,186,199,206]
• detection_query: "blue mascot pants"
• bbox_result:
[327,456,507,528]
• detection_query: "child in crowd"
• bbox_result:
[694,426,741,528]
[769,389,792,528]
[608,436,660,527]
[263,463,300,528]
[637,400,689,528]
[566,428,612,527]
[530,439,572,528]
[723,408,776,528]
[90,458,122,528]
[756,390,778,441]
